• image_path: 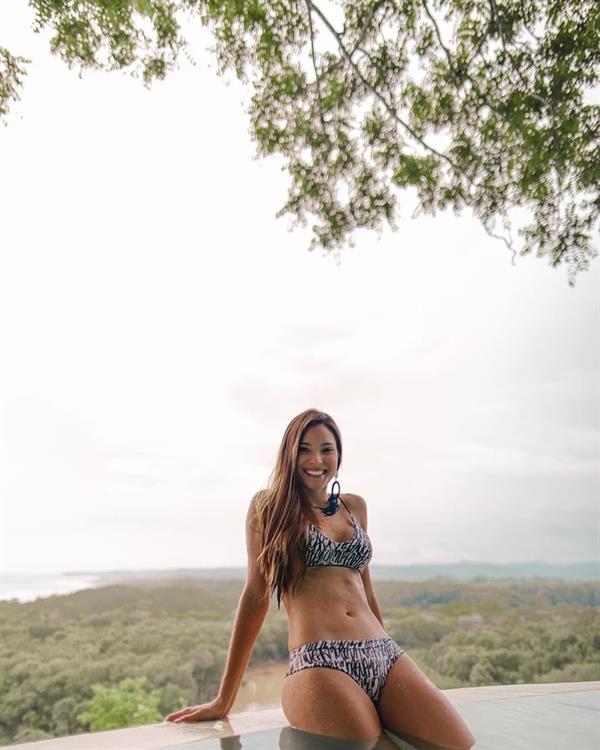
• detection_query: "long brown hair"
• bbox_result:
[253,408,343,609]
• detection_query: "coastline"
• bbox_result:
[3,560,598,603]
[0,573,106,603]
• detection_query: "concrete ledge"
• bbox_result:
[4,682,599,749]
[2,707,288,749]
[439,680,598,704]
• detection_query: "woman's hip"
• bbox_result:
[285,636,406,705]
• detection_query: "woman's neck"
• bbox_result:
[304,488,329,506]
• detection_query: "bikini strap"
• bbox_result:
[339,497,356,525]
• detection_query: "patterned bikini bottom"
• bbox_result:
[285,637,405,705]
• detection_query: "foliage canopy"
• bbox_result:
[2,1,598,282]
[77,677,163,731]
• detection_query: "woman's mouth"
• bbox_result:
[304,469,326,477]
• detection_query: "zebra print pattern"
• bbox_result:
[286,637,405,704]
[305,500,373,573]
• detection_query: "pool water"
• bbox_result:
[162,726,414,749]
[160,688,599,750]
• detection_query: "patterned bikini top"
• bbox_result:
[305,497,373,574]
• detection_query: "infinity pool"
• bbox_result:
[4,683,598,749]
[160,687,599,750]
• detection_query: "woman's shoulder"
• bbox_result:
[341,492,367,510]
[341,492,368,524]
[247,489,270,529]
[251,488,270,504]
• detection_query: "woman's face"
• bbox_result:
[296,423,339,495]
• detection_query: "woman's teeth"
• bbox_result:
[305,470,325,476]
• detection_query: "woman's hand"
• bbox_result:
[165,698,227,723]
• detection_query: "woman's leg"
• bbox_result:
[282,666,383,741]
[376,653,475,750]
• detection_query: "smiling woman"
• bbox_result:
[166,408,476,747]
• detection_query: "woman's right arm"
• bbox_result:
[165,494,271,723]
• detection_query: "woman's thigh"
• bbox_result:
[377,653,475,750]
[281,666,383,742]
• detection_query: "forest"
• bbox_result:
[1,578,598,745]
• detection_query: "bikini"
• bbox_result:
[285,498,405,705]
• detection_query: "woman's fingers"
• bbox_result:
[165,706,197,722]
[174,710,202,723]
[165,699,225,723]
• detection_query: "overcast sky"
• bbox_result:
[1,2,598,575]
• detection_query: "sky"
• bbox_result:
[1,2,598,575]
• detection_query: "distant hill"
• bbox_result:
[370,561,600,582]
[67,560,599,584]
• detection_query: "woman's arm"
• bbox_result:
[351,493,386,628]
[361,564,385,628]
[166,494,270,722]
[215,497,271,712]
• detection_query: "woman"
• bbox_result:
[166,409,475,748]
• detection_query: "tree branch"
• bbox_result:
[421,0,493,109]
[482,216,517,263]
[488,0,549,109]
[350,0,388,56]
[0,47,30,124]
[308,1,473,185]
[421,0,453,67]
[303,0,328,132]
[518,0,542,42]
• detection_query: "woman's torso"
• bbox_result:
[282,495,388,651]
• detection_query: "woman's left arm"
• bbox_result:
[361,564,385,627]
[350,493,385,628]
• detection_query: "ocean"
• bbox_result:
[1,573,103,603]
[2,561,597,603]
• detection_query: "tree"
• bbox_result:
[2,1,598,283]
[77,676,162,731]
